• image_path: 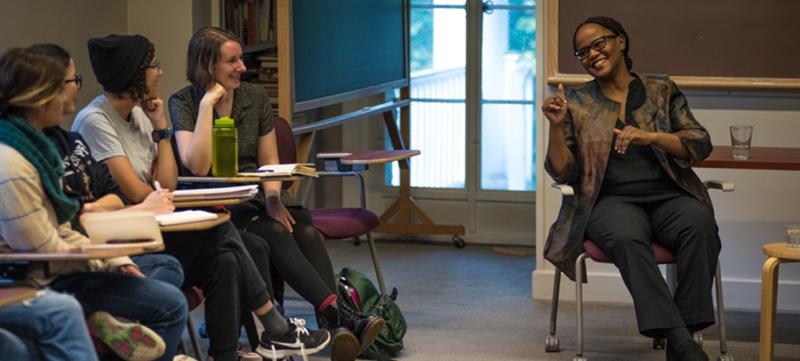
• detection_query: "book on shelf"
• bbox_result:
[172,184,259,201]
[239,163,318,178]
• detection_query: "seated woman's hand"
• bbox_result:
[613,125,656,154]
[118,264,145,277]
[266,196,296,233]
[139,189,175,215]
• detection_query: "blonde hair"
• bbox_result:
[0,47,66,116]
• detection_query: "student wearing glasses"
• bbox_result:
[71,34,329,361]
[542,17,719,361]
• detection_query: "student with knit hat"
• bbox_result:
[72,33,330,361]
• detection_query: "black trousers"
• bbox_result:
[230,204,336,309]
[164,221,271,361]
[585,191,721,337]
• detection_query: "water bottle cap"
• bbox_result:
[214,116,234,126]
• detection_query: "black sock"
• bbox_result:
[258,306,290,339]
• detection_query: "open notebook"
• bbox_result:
[173,184,259,201]
[239,163,318,178]
[81,211,163,251]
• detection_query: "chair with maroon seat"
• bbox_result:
[273,116,387,295]
[545,181,734,361]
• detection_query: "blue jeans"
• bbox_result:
[50,272,188,361]
[132,253,185,288]
[0,290,98,361]
[0,328,30,360]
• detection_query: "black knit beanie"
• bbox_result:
[87,34,150,93]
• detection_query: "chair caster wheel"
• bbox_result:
[452,235,465,248]
[573,357,587,361]
[717,355,733,361]
[545,335,560,352]
[693,333,703,348]
[653,337,666,350]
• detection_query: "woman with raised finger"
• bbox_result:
[543,16,719,361]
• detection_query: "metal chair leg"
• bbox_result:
[575,253,589,359]
[187,315,205,361]
[365,232,387,295]
[545,268,561,352]
[715,262,730,357]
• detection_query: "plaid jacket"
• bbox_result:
[544,75,714,281]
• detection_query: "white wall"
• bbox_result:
[532,4,800,312]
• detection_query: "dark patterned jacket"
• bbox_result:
[544,75,714,280]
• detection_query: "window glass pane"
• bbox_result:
[481,7,534,101]
[488,0,535,6]
[480,103,535,191]
[410,7,466,100]
[388,101,465,188]
[480,4,536,192]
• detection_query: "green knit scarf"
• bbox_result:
[0,116,78,224]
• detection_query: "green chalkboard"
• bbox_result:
[292,0,407,111]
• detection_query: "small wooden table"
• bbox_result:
[759,242,800,361]
[697,146,800,171]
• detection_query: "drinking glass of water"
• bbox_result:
[729,125,753,160]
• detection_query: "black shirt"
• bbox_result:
[600,77,678,196]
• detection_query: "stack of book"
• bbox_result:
[256,54,279,115]
[172,184,259,201]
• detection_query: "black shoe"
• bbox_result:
[330,327,359,361]
[256,318,331,360]
[667,339,708,361]
[336,298,385,355]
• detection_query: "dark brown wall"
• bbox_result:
[557,0,800,78]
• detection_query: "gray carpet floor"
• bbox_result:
[191,239,800,361]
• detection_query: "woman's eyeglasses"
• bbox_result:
[574,35,619,60]
[147,60,161,71]
[65,74,82,90]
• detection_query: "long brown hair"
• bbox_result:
[186,26,240,88]
[0,47,66,117]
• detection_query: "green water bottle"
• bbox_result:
[212,116,238,177]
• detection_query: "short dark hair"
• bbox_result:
[0,47,66,117]
[186,27,240,88]
[573,16,633,71]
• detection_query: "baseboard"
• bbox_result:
[532,269,800,313]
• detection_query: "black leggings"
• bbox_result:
[231,204,336,309]
[586,192,721,337]
[164,221,271,361]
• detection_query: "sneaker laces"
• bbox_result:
[288,318,309,361]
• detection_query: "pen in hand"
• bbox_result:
[153,180,163,191]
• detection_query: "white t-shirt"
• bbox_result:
[71,95,156,183]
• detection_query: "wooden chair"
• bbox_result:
[545,181,734,361]
[759,242,800,361]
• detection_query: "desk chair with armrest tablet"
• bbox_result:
[545,180,734,361]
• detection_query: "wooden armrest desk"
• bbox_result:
[319,149,420,171]
[174,196,254,209]
[160,212,230,232]
[178,175,299,183]
[0,287,38,307]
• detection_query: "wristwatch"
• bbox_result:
[152,128,172,143]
